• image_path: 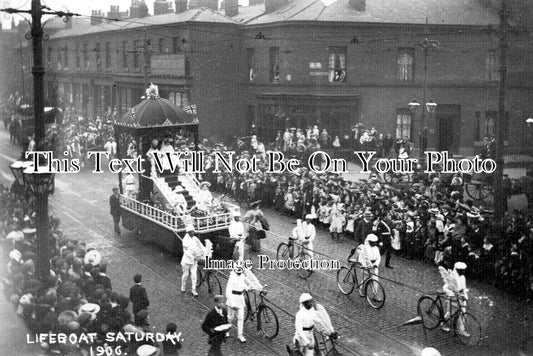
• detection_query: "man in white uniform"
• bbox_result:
[181,224,200,296]
[442,262,469,335]
[229,211,245,261]
[358,234,381,296]
[301,214,316,259]
[225,264,249,343]
[294,293,317,356]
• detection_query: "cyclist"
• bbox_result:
[226,264,250,343]
[358,234,381,297]
[294,293,317,356]
[440,262,469,336]
[292,215,316,259]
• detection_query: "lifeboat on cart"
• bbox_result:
[113,85,238,255]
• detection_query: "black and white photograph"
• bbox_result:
[0,0,532,355]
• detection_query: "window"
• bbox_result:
[328,46,347,82]
[397,47,414,82]
[485,50,499,82]
[47,47,52,68]
[158,38,165,53]
[475,111,481,141]
[63,46,68,69]
[57,47,62,69]
[269,47,280,83]
[122,41,128,68]
[172,37,180,54]
[484,111,509,140]
[396,109,413,140]
[105,42,111,69]
[133,40,140,69]
[95,43,101,70]
[83,43,89,69]
[75,44,80,69]
[246,48,255,82]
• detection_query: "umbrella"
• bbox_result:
[119,84,195,127]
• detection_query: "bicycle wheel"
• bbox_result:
[276,243,291,261]
[417,296,442,330]
[196,265,203,288]
[297,252,314,279]
[365,279,385,309]
[258,305,279,339]
[206,272,222,295]
[326,349,344,356]
[454,312,482,346]
[336,267,355,295]
[243,291,251,322]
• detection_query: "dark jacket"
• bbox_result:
[201,307,228,344]
[354,218,374,244]
[109,194,121,217]
[129,284,149,313]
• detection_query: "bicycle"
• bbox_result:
[314,331,344,356]
[276,237,314,279]
[196,260,223,295]
[417,292,482,346]
[336,261,386,309]
[243,289,279,339]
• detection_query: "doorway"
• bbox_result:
[436,105,460,154]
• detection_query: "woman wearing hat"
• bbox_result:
[171,186,188,215]
[196,182,213,212]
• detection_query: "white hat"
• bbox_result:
[233,211,241,218]
[79,303,101,316]
[454,262,467,270]
[299,293,313,303]
[173,186,184,193]
[185,224,195,232]
[366,234,378,242]
[9,250,22,263]
[305,214,313,220]
[84,250,102,266]
[136,344,160,356]
[421,347,441,356]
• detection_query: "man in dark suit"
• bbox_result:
[354,211,374,245]
[201,295,229,356]
[129,274,149,324]
[374,213,394,268]
[109,187,121,234]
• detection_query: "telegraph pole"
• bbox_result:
[20,42,25,102]
[493,0,509,223]
[143,26,149,89]
[1,0,79,284]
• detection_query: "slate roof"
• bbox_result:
[49,7,237,40]
[245,0,500,26]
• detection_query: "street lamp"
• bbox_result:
[22,164,55,283]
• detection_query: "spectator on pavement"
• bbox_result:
[129,274,150,325]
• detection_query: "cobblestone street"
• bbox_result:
[1,129,532,356]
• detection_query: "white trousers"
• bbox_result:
[228,306,245,338]
[181,262,198,292]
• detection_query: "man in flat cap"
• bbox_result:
[201,295,229,356]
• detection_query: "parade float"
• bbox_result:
[113,85,239,254]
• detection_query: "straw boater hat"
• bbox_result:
[199,181,211,188]
[84,250,102,266]
[137,344,160,356]
[78,303,100,320]
[58,310,78,326]
[173,185,185,193]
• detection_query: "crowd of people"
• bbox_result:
[0,184,183,355]
[200,136,533,298]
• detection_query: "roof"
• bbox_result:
[229,4,266,24]
[50,7,237,40]
[245,0,500,26]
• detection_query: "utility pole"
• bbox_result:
[20,42,25,102]
[493,0,510,224]
[143,26,150,89]
[1,0,79,284]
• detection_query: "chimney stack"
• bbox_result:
[225,0,238,16]
[189,0,218,10]
[248,0,264,5]
[349,0,365,11]
[154,0,173,15]
[265,0,288,13]
[90,10,104,25]
[175,0,187,13]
